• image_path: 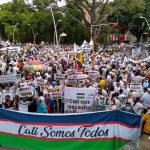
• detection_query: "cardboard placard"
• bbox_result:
[130,83,142,91]
[54,74,65,80]
[0,75,21,83]
[19,86,34,97]
[36,79,45,87]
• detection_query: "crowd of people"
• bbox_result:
[0,41,149,137]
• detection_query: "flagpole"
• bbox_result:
[91,25,95,70]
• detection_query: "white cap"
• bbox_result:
[39,96,45,101]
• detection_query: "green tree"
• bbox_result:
[109,0,148,42]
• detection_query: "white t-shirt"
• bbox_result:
[132,102,143,113]
[19,101,29,112]
[0,92,3,104]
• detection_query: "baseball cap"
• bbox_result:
[39,96,45,101]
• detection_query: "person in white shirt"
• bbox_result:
[18,99,29,112]
[132,97,143,114]
[141,88,150,113]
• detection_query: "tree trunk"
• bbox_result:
[136,35,142,43]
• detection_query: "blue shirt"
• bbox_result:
[36,100,47,113]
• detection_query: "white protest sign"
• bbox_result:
[54,74,65,80]
[130,83,142,91]
[19,86,34,97]
[67,77,77,85]
[77,74,87,82]
[51,92,61,99]
[65,69,75,75]
[36,79,45,87]
[64,87,96,113]
[95,95,109,106]
[75,72,83,75]
[0,75,21,83]
[99,96,109,106]
[88,71,98,78]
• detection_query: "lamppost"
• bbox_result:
[34,33,39,45]
[28,24,38,45]
[59,32,67,44]
[90,23,117,68]
[140,16,150,43]
[139,16,150,30]
[47,6,59,47]
[54,20,62,45]
[13,23,19,45]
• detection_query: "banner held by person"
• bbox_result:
[130,83,142,91]
[0,74,21,83]
[0,109,141,150]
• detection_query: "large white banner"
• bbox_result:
[64,87,96,113]
[0,74,21,83]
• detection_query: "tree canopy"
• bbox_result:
[0,0,149,44]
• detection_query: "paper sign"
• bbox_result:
[36,79,45,87]
[64,87,96,113]
[19,86,34,97]
[130,83,142,91]
[51,92,61,99]
[75,72,83,75]
[77,75,87,82]
[68,78,77,85]
[0,75,21,83]
[65,69,75,75]
[54,74,65,80]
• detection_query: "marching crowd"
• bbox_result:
[0,42,150,136]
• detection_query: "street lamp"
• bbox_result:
[34,33,39,45]
[28,24,38,45]
[13,23,19,45]
[59,32,67,44]
[139,16,150,30]
[54,20,62,45]
[46,6,59,47]
[90,23,117,68]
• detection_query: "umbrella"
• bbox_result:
[27,60,43,65]
[24,64,46,71]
